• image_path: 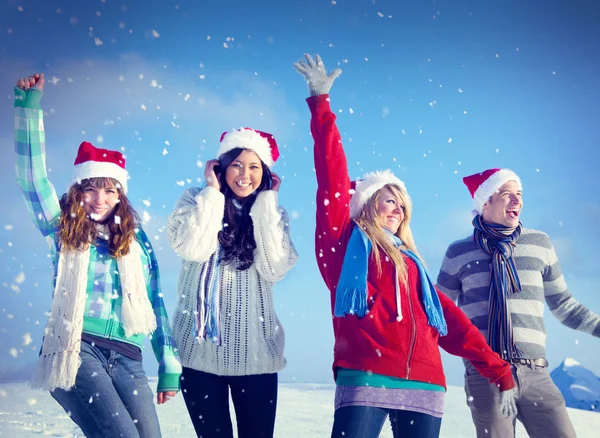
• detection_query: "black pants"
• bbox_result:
[181,367,278,438]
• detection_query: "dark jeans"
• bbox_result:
[181,367,278,438]
[331,405,442,438]
[51,340,161,438]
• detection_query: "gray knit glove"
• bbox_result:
[293,54,342,97]
[499,387,518,417]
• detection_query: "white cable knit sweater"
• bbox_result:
[167,186,298,376]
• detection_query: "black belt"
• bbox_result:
[509,358,548,368]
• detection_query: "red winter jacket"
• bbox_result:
[308,94,515,391]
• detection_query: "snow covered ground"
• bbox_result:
[0,380,598,437]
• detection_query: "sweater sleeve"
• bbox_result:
[250,190,298,282]
[307,95,353,289]
[137,229,183,392]
[437,289,516,392]
[436,244,463,303]
[167,186,225,262]
[543,236,600,338]
[14,87,61,243]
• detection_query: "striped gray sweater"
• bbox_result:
[437,228,600,360]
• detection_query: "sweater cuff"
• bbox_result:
[495,368,517,392]
[306,94,331,113]
[251,190,281,224]
[157,372,181,392]
[14,87,43,110]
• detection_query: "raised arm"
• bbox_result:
[294,55,350,244]
[14,73,62,240]
[251,173,298,282]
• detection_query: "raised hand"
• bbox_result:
[16,73,44,92]
[293,54,342,96]
[204,159,221,191]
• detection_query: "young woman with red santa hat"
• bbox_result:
[14,73,181,438]
[167,128,298,437]
[293,54,518,438]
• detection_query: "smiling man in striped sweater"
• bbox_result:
[436,168,600,438]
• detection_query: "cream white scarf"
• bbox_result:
[30,235,157,391]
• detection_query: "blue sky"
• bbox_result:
[0,0,599,386]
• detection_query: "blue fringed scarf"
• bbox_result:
[334,225,447,336]
[473,215,523,360]
[195,197,247,345]
[195,246,222,345]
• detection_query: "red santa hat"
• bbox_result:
[463,168,522,214]
[217,128,279,168]
[72,141,129,193]
[350,169,408,219]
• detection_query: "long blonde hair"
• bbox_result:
[354,183,423,288]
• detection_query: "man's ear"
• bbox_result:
[481,198,491,217]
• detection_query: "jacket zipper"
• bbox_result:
[106,297,115,339]
[405,285,417,379]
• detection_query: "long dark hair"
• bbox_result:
[217,147,273,270]
[58,177,140,257]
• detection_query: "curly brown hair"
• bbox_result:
[58,177,139,257]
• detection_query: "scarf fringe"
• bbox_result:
[30,350,82,392]
[424,303,448,336]
[196,250,222,345]
[334,287,369,318]
[119,242,157,338]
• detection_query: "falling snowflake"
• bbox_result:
[22,333,32,346]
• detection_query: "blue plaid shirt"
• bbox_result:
[14,87,182,392]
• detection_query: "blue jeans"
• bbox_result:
[51,340,161,438]
[331,406,442,438]
[180,367,278,438]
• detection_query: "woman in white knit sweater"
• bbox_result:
[167,128,298,438]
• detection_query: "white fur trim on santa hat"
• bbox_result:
[72,161,129,194]
[217,129,274,168]
[473,169,521,214]
[350,169,407,219]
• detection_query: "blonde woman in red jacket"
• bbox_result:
[294,54,518,438]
